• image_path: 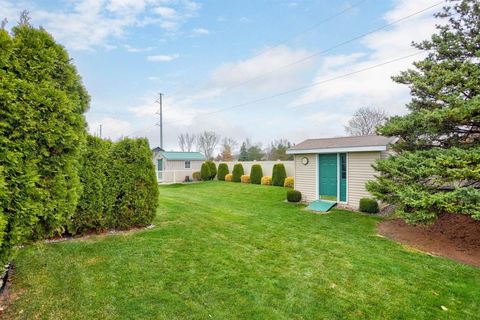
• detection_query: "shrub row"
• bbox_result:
[0,23,159,264]
[70,136,159,235]
[216,163,291,187]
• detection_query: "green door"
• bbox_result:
[319,154,337,200]
[340,153,347,202]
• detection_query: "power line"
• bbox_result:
[164,0,370,100]
[165,51,424,125]
[171,1,443,103]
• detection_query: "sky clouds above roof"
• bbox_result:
[0,0,444,151]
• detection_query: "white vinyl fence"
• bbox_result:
[157,161,294,183]
[214,161,294,177]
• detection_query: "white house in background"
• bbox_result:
[286,135,397,210]
[152,148,206,183]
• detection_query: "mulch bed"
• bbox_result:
[378,214,480,267]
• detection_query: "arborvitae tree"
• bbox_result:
[69,136,112,235]
[201,162,211,181]
[107,138,159,229]
[0,18,89,261]
[207,161,217,180]
[238,142,248,161]
[232,164,244,182]
[367,0,480,223]
[272,163,287,187]
[250,164,263,184]
[217,163,229,181]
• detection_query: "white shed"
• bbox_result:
[287,135,397,210]
[152,149,206,183]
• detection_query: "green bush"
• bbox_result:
[192,171,201,181]
[359,198,379,214]
[250,164,263,184]
[272,163,287,186]
[217,163,229,181]
[207,161,217,180]
[201,162,211,181]
[69,136,112,235]
[106,138,159,229]
[287,190,302,202]
[232,164,244,182]
[0,22,89,262]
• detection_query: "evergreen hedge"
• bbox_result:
[0,19,161,264]
[207,161,217,180]
[232,164,244,182]
[272,163,287,186]
[0,23,89,263]
[217,163,229,181]
[250,164,263,184]
[201,162,211,181]
[106,138,159,229]
[68,136,111,235]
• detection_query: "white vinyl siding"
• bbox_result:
[164,160,203,171]
[294,154,317,202]
[347,151,381,208]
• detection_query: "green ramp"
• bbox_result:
[307,200,337,212]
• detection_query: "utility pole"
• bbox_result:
[99,124,102,139]
[155,93,163,149]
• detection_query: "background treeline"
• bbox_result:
[0,16,158,264]
[178,131,293,161]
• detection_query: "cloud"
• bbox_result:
[210,45,314,93]
[124,44,153,52]
[147,54,180,62]
[192,27,210,35]
[0,0,201,50]
[294,0,440,114]
[153,6,177,19]
[88,117,133,140]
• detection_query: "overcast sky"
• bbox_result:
[1,0,442,152]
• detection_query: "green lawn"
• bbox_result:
[5,182,480,319]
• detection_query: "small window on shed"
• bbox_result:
[185,161,191,169]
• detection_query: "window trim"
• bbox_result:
[184,160,191,169]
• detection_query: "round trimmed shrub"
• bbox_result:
[284,177,294,188]
[241,175,250,183]
[232,163,244,182]
[201,162,211,181]
[207,160,217,180]
[217,163,229,181]
[287,190,302,202]
[225,173,233,182]
[359,198,379,213]
[250,164,263,184]
[192,171,201,181]
[261,176,272,185]
[106,138,159,229]
[272,163,287,186]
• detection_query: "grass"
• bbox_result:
[4,182,480,319]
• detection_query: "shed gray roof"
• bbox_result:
[287,135,397,154]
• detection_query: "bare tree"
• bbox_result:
[1,18,8,30]
[178,133,196,152]
[345,107,388,136]
[219,137,237,161]
[197,131,220,159]
[18,10,30,26]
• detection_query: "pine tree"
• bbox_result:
[367,0,480,223]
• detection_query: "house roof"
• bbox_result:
[287,135,397,154]
[159,151,206,161]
